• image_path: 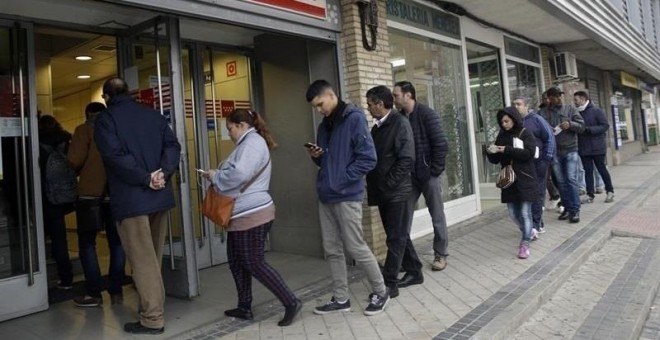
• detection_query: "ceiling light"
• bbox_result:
[76,75,91,79]
[75,55,92,61]
[390,59,406,67]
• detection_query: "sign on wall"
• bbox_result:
[245,0,327,19]
[386,0,460,39]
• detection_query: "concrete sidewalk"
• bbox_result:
[178,146,660,340]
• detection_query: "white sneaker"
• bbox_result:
[530,228,539,241]
[538,226,546,234]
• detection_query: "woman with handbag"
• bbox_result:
[202,109,301,326]
[486,107,539,259]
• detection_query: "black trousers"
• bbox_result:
[379,200,423,288]
[580,154,614,198]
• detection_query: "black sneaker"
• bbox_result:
[313,297,351,315]
[363,290,389,316]
[123,321,164,335]
[73,295,102,307]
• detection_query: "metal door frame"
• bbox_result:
[117,16,199,298]
[0,19,49,321]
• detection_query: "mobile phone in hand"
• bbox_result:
[195,168,207,174]
[304,142,318,149]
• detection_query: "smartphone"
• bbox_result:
[195,168,207,174]
[304,142,318,149]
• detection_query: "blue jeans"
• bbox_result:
[552,151,581,214]
[77,201,126,297]
[507,201,533,242]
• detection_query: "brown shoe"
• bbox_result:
[432,256,447,271]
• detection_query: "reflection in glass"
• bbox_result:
[507,60,541,109]
[0,27,39,279]
[389,29,474,205]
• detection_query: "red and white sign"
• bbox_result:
[226,61,237,77]
[247,0,327,19]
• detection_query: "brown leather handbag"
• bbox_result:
[202,158,270,230]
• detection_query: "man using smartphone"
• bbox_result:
[305,80,389,316]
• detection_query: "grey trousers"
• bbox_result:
[406,176,449,257]
[319,201,386,301]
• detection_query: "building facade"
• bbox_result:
[1,0,659,323]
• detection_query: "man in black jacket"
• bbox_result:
[365,86,422,298]
[95,77,181,335]
[393,81,450,277]
[574,91,614,203]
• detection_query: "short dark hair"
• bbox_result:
[306,79,333,102]
[574,91,589,100]
[394,81,416,100]
[546,87,564,98]
[366,85,394,109]
[102,77,129,97]
[85,102,106,115]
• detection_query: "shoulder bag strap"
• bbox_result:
[239,157,271,193]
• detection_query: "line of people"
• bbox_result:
[487,87,616,259]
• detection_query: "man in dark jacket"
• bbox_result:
[513,97,555,235]
[393,81,450,274]
[365,85,422,298]
[574,91,614,203]
[95,77,181,335]
[539,87,585,223]
[305,80,389,316]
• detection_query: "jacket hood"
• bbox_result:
[496,106,524,133]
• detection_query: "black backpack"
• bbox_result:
[41,142,78,205]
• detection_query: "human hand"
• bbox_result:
[149,169,166,190]
[560,121,570,130]
[496,146,506,153]
[486,145,498,154]
[202,169,217,180]
[307,145,324,158]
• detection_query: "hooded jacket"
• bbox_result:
[486,107,538,203]
[94,94,181,221]
[313,102,377,203]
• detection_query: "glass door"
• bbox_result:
[183,43,255,268]
[0,21,49,321]
[118,17,199,298]
[467,40,504,185]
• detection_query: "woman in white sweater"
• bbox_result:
[203,109,300,326]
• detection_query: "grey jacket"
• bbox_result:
[211,128,273,218]
[539,104,585,157]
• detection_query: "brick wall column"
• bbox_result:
[338,0,393,261]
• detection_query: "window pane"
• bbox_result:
[389,29,474,205]
[507,60,541,109]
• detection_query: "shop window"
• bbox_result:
[617,96,636,142]
[389,29,474,205]
[506,60,541,109]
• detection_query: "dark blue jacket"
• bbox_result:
[578,102,609,156]
[401,102,449,184]
[522,112,556,162]
[95,95,181,221]
[313,102,377,203]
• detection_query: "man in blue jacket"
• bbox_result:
[574,91,615,203]
[95,77,181,335]
[305,80,389,316]
[513,97,556,235]
[365,85,421,299]
[393,81,450,275]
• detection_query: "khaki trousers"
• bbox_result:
[117,211,167,329]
